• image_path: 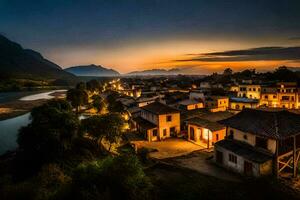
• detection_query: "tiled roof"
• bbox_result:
[188,117,225,131]
[134,117,157,129]
[219,109,300,139]
[215,139,273,163]
[142,102,179,115]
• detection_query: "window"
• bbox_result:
[273,95,277,99]
[163,129,167,136]
[265,95,268,99]
[153,129,158,137]
[243,134,248,140]
[282,96,289,101]
[167,115,172,122]
[229,154,237,164]
[255,137,268,149]
[253,88,256,91]
[216,134,219,141]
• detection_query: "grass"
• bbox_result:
[146,163,299,200]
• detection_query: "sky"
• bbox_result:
[1,0,300,74]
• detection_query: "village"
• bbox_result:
[67,67,300,187]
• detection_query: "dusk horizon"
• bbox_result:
[1,0,300,74]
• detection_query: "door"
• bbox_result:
[216,150,223,164]
[170,127,176,137]
[244,161,253,176]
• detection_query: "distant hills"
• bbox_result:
[65,64,120,77]
[126,68,183,76]
[0,35,77,82]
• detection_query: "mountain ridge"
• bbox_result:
[65,64,120,77]
[0,34,77,82]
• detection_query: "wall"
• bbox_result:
[187,124,226,147]
[186,103,204,110]
[215,145,262,177]
[227,127,276,154]
[147,128,158,142]
[229,102,258,111]
[158,113,180,139]
[237,85,261,99]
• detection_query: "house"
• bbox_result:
[260,82,299,109]
[215,109,300,177]
[235,84,261,99]
[205,96,229,112]
[189,90,205,101]
[134,102,180,141]
[187,117,226,148]
[177,99,204,111]
[259,86,279,108]
[229,97,259,111]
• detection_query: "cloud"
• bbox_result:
[176,46,300,62]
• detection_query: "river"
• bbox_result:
[0,90,66,155]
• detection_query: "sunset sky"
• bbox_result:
[1,0,300,74]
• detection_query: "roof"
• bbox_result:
[141,102,180,115]
[178,99,202,106]
[230,97,259,103]
[133,117,157,129]
[219,109,300,139]
[205,96,228,101]
[188,117,225,131]
[215,140,273,163]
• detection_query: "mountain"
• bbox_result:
[65,64,120,77]
[127,68,182,76]
[287,67,300,72]
[0,34,77,82]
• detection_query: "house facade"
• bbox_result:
[187,117,226,148]
[260,82,299,109]
[215,109,300,177]
[134,102,180,141]
[177,99,204,111]
[205,96,229,112]
[229,97,259,111]
[233,84,261,99]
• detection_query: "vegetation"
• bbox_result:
[66,88,88,113]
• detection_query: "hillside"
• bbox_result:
[65,64,120,77]
[0,35,77,82]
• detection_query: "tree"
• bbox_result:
[81,116,106,147]
[82,113,125,152]
[86,79,101,93]
[267,66,298,81]
[70,154,153,200]
[76,82,86,90]
[17,99,80,173]
[223,68,233,76]
[66,88,88,113]
[91,95,106,113]
[103,113,125,151]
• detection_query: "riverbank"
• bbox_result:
[0,90,66,120]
